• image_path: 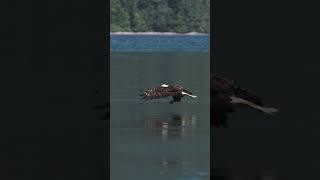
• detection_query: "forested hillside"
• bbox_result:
[110,0,210,33]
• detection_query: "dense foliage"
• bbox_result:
[110,0,210,33]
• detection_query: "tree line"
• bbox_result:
[111,0,210,33]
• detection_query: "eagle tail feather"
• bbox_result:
[230,96,279,115]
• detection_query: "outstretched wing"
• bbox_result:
[212,74,235,96]
[140,86,181,100]
[211,74,278,128]
[212,74,263,106]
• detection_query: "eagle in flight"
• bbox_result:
[140,84,197,104]
[211,74,278,127]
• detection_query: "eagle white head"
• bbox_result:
[160,84,169,87]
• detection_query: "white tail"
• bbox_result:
[182,91,197,98]
[259,107,279,115]
[230,96,278,115]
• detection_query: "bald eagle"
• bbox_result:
[140,84,197,104]
[211,74,278,127]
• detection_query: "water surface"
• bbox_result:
[111,51,210,180]
[111,34,209,52]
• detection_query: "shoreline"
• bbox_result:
[110,32,209,35]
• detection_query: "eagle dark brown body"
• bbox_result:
[140,84,197,104]
[211,74,278,127]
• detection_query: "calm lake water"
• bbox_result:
[111,34,210,52]
[110,35,210,180]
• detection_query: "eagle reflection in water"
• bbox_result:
[144,114,197,141]
[144,114,209,177]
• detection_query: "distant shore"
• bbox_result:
[110,32,209,35]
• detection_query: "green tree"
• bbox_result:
[110,0,131,32]
[110,0,210,33]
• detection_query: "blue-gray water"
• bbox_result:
[110,35,210,180]
[111,34,209,52]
